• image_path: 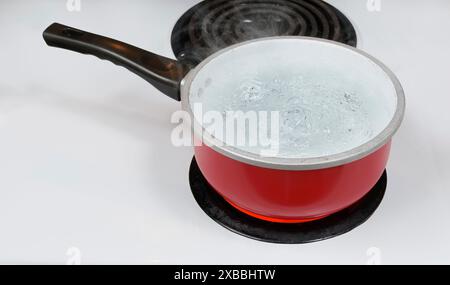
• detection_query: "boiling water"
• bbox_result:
[191,72,375,158]
[187,38,400,159]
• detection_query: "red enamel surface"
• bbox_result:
[194,142,391,223]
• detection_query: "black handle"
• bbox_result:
[43,23,188,101]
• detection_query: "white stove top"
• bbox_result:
[1,0,449,264]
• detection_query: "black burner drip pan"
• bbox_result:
[189,158,387,244]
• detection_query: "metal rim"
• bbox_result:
[180,36,405,171]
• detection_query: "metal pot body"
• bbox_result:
[194,142,391,223]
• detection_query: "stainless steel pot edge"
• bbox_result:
[180,36,406,171]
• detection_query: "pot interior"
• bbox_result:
[188,37,399,159]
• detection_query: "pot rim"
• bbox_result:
[180,36,405,171]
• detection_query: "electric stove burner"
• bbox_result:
[171,0,357,66]
[189,158,387,244]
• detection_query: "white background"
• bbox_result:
[0,0,449,264]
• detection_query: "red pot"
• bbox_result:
[194,142,391,223]
[43,23,405,223]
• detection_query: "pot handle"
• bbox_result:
[43,23,188,101]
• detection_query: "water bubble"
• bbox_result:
[197,88,204,98]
